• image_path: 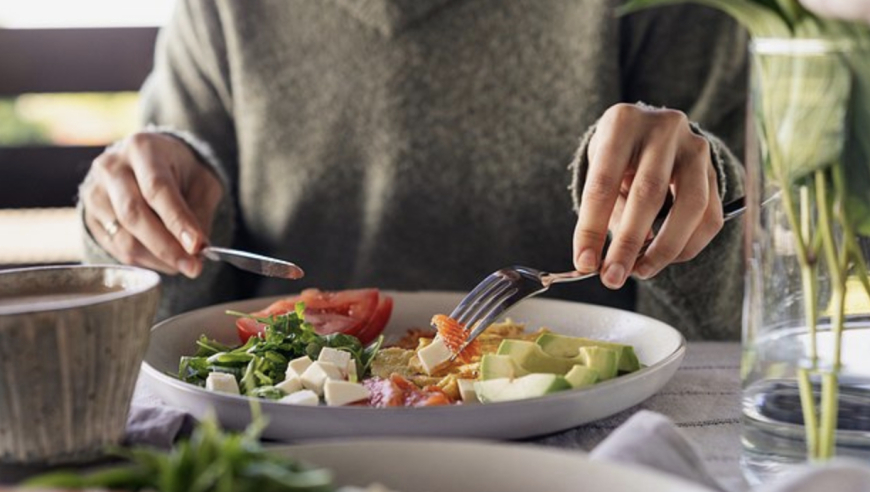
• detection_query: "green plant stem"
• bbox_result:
[813,168,852,461]
[819,372,840,460]
[797,367,819,457]
[799,185,819,366]
[815,170,846,365]
[778,176,823,456]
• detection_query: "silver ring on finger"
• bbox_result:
[102,219,121,239]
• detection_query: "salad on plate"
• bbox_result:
[177,288,642,408]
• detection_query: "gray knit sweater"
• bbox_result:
[82,0,749,340]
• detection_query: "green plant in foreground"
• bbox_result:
[23,404,335,492]
[623,0,870,461]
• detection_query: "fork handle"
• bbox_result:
[540,270,600,287]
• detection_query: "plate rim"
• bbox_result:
[267,436,716,492]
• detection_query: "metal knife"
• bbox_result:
[200,246,305,280]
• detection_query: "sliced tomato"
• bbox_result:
[354,294,393,345]
[234,288,391,345]
[235,299,300,343]
[304,312,360,335]
[236,316,268,344]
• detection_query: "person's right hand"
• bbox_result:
[80,132,224,278]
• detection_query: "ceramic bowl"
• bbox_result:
[0,264,160,464]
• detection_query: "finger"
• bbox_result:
[674,163,724,263]
[185,169,224,239]
[128,136,207,255]
[82,182,176,274]
[104,164,199,277]
[573,126,634,273]
[103,227,180,275]
[633,146,710,279]
[602,137,676,289]
[607,194,627,233]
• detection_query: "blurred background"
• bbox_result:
[0,0,174,267]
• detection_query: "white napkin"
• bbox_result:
[590,410,726,491]
[591,410,870,492]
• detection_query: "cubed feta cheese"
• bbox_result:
[279,389,320,406]
[417,336,453,375]
[205,372,240,395]
[300,361,344,395]
[457,378,479,404]
[276,375,303,395]
[318,347,353,378]
[286,356,314,380]
[324,379,371,406]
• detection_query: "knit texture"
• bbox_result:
[81,0,749,339]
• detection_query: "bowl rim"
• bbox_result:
[0,264,161,315]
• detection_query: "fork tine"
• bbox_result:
[454,280,512,326]
[449,273,508,321]
[463,284,518,338]
[451,286,519,359]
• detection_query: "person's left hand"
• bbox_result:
[572,103,724,289]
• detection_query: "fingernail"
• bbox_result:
[576,249,598,272]
[178,258,199,279]
[603,263,626,288]
[635,262,654,280]
[181,230,196,254]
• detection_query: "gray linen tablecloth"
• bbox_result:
[133,341,746,490]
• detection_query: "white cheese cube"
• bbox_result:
[457,378,479,404]
[279,389,320,406]
[300,361,344,395]
[417,336,453,375]
[318,347,353,378]
[276,375,303,395]
[286,356,314,380]
[205,372,240,395]
[324,379,371,406]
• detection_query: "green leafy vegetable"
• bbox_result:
[178,302,382,399]
[24,405,335,492]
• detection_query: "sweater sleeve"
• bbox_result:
[568,5,749,340]
[79,0,243,321]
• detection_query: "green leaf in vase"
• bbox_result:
[753,44,851,182]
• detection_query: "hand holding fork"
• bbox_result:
[446,193,777,356]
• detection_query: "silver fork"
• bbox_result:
[445,193,777,355]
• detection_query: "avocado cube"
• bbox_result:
[564,364,599,388]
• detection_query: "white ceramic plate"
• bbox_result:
[141,291,685,441]
[274,438,714,492]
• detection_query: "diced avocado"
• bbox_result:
[564,364,599,388]
[496,340,577,374]
[535,333,641,373]
[480,354,529,380]
[578,346,618,381]
[474,373,571,403]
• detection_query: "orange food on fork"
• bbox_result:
[431,314,480,364]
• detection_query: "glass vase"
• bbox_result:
[741,38,870,485]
